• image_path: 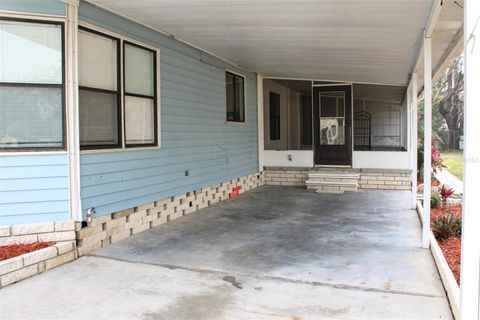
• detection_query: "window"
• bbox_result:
[225,71,245,122]
[124,42,157,147]
[77,27,158,150]
[269,92,280,140]
[0,19,64,150]
[78,28,120,149]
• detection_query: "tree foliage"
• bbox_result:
[418,56,464,150]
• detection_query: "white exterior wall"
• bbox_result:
[352,151,411,170]
[264,150,314,167]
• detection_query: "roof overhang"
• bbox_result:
[86,0,463,88]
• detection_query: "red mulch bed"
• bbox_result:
[438,237,461,284]
[0,242,54,261]
[431,204,462,284]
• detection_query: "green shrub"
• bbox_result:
[431,192,442,208]
[432,213,462,241]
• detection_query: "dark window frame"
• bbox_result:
[225,71,246,123]
[0,17,66,151]
[78,26,122,150]
[269,91,281,141]
[123,41,158,148]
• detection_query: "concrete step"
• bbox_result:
[306,180,358,192]
[315,189,345,194]
[307,168,360,192]
[308,172,360,180]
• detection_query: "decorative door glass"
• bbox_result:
[319,91,345,145]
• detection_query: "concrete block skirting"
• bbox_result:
[264,167,412,191]
[264,167,309,187]
[358,169,412,191]
[0,242,76,289]
[76,172,265,257]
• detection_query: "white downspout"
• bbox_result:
[411,73,418,210]
[257,74,264,172]
[459,0,480,318]
[65,0,82,222]
[422,36,432,249]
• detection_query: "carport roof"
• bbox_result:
[86,0,463,87]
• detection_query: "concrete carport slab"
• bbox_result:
[0,186,452,319]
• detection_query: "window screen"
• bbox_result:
[0,19,64,149]
[78,28,120,149]
[124,42,157,147]
[269,92,280,140]
[225,71,245,122]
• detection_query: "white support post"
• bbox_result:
[422,37,432,249]
[257,74,264,172]
[407,83,411,155]
[459,0,480,318]
[66,1,82,222]
[411,73,418,210]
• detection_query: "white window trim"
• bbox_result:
[0,12,67,156]
[78,21,161,154]
[225,68,247,125]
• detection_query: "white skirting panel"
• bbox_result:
[264,150,314,167]
[353,151,411,170]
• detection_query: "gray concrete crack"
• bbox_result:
[88,254,443,299]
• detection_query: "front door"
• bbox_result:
[313,85,352,165]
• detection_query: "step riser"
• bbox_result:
[307,169,360,192]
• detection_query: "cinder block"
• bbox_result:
[110,230,131,243]
[45,251,75,270]
[0,234,38,246]
[125,219,142,230]
[0,226,11,237]
[142,214,156,225]
[131,223,149,235]
[127,210,147,222]
[378,176,395,181]
[23,247,57,266]
[0,256,23,276]
[77,241,102,257]
[54,220,75,232]
[162,206,175,216]
[104,217,126,229]
[395,186,411,190]
[395,176,412,181]
[184,207,196,215]
[360,175,377,180]
[361,184,378,189]
[38,231,76,242]
[155,199,169,209]
[76,225,103,239]
[136,202,155,212]
[77,231,106,247]
[12,222,54,235]
[112,208,134,219]
[89,215,111,227]
[54,241,75,255]
[151,215,167,227]
[0,264,38,287]
[168,211,183,221]
[105,225,125,238]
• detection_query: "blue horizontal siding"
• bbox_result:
[0,0,65,16]
[78,2,258,218]
[0,155,70,226]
